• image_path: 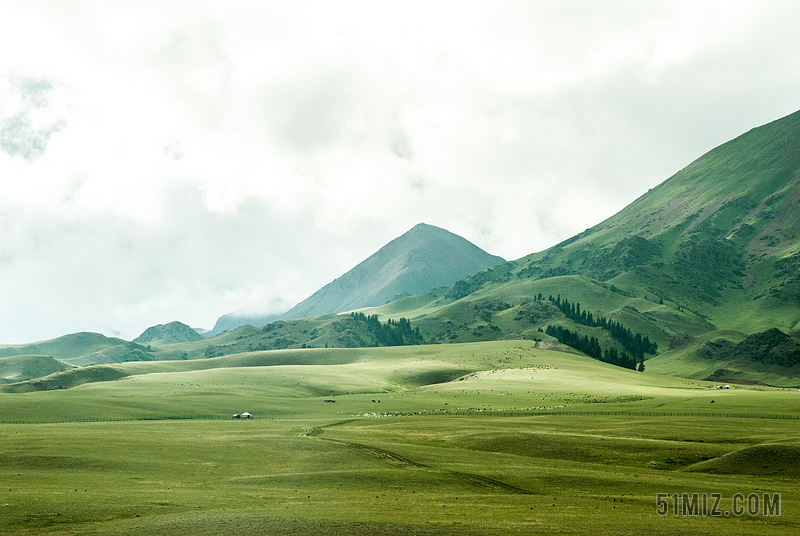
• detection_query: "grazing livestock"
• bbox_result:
[241,412,253,419]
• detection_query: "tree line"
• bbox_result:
[537,293,655,371]
[544,325,639,370]
[349,312,424,346]
[546,294,656,358]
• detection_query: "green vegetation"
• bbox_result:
[546,294,658,360]
[0,355,73,384]
[1,341,798,534]
[132,321,205,345]
[544,325,638,370]
[348,312,424,346]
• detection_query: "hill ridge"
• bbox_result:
[133,321,205,345]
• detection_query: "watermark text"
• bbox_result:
[656,493,781,517]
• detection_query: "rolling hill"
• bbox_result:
[0,354,74,384]
[0,331,191,369]
[133,321,205,345]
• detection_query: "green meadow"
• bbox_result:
[1,341,798,535]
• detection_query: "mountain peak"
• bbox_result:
[279,224,504,320]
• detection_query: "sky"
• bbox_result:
[1,0,799,344]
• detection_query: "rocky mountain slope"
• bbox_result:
[280,223,504,320]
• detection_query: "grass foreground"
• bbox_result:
[1,341,798,535]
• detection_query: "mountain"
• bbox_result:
[361,109,800,384]
[280,223,505,320]
[205,309,280,338]
[133,321,206,345]
[511,108,800,333]
[204,223,504,335]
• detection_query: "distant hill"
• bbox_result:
[280,223,505,320]
[205,310,280,338]
[0,354,74,384]
[133,321,205,345]
[0,332,157,369]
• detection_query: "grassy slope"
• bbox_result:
[352,111,800,384]
[3,340,798,420]
[0,332,160,367]
[0,355,74,384]
[0,341,798,535]
[517,109,800,333]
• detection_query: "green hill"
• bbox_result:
[133,321,205,345]
[355,110,800,384]
[0,313,430,390]
[513,108,800,333]
[0,332,171,381]
[0,332,148,362]
[0,354,74,384]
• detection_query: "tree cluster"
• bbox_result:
[544,325,638,370]
[546,294,657,360]
[349,313,424,346]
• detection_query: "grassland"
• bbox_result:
[1,341,798,535]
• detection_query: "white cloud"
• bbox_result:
[0,0,799,342]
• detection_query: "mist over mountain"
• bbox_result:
[205,310,280,338]
[280,223,505,320]
[205,223,503,335]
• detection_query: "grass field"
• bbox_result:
[1,341,798,535]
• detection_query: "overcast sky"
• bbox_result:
[1,1,799,343]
